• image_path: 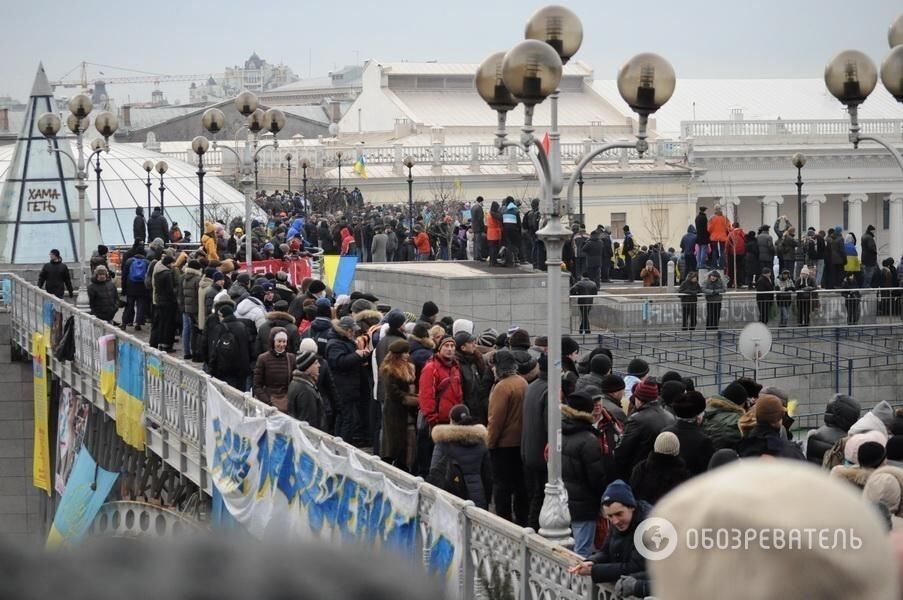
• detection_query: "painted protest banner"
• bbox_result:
[54,386,90,495]
[426,493,463,598]
[32,332,51,494]
[98,335,116,402]
[206,381,419,555]
[46,447,118,549]
[42,301,54,342]
[115,341,146,450]
[246,257,312,285]
[205,381,268,537]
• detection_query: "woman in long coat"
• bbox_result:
[380,340,419,471]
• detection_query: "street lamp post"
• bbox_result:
[143,159,153,215]
[476,5,674,546]
[336,151,344,197]
[201,91,285,269]
[192,135,209,229]
[37,94,119,308]
[90,138,105,228]
[284,153,293,194]
[825,13,903,262]
[300,157,309,212]
[792,153,806,231]
[405,156,415,228]
[575,156,585,226]
[156,160,168,212]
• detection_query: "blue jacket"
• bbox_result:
[502,202,519,225]
[680,225,696,255]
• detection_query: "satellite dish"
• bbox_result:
[738,322,772,362]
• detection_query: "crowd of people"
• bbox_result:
[30,191,903,598]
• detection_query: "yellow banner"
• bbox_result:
[32,333,51,495]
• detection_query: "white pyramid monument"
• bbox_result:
[0,63,100,263]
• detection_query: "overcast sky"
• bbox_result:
[2,0,900,105]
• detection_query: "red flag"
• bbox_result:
[541,131,550,155]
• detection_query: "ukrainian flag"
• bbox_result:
[322,255,358,295]
[99,335,116,402]
[115,342,146,450]
[46,447,118,548]
[353,155,369,178]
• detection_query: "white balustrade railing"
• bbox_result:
[681,118,903,141]
[0,272,613,600]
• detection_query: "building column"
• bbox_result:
[761,195,784,237]
[805,194,826,232]
[846,193,868,239]
[889,195,903,262]
[722,197,740,223]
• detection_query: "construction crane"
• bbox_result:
[49,61,222,91]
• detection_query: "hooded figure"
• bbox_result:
[429,405,492,509]
[253,327,297,409]
[805,394,861,465]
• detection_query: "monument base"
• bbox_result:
[354,262,568,336]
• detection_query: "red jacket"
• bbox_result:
[707,214,731,243]
[414,231,431,255]
[418,355,463,426]
[727,227,746,255]
[486,214,502,242]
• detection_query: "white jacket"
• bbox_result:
[236,296,267,329]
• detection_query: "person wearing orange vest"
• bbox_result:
[486,201,503,266]
[707,205,731,270]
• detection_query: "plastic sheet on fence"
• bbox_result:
[46,447,119,549]
[205,381,419,555]
[426,492,463,598]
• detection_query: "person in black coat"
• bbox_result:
[629,432,692,504]
[429,405,492,509]
[255,302,300,355]
[561,392,611,557]
[756,268,774,324]
[325,317,371,443]
[614,379,676,480]
[569,480,649,584]
[662,391,714,476]
[806,394,861,465]
[570,275,599,334]
[581,230,604,285]
[694,206,710,269]
[520,356,549,532]
[133,206,147,242]
[37,249,74,299]
[150,255,178,351]
[738,394,805,460]
[286,351,324,428]
[209,304,253,391]
[677,271,701,330]
[87,265,119,323]
[147,207,170,243]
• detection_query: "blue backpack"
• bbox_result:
[128,258,148,283]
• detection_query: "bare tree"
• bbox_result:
[642,187,671,287]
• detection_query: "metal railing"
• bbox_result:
[681,118,903,143]
[159,149,224,167]
[571,287,903,333]
[1,272,611,600]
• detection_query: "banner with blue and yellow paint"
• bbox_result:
[46,447,118,548]
[115,341,146,450]
[205,382,419,554]
[321,255,358,296]
[32,332,51,494]
[42,301,54,342]
[98,335,116,402]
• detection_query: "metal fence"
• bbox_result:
[1,272,611,600]
[571,287,903,333]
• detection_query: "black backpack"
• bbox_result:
[443,457,469,501]
[212,325,242,373]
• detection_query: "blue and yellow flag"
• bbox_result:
[322,255,359,296]
[353,155,368,178]
[115,342,146,450]
[46,447,118,548]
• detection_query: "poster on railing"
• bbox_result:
[115,341,146,451]
[206,381,420,556]
[32,332,51,495]
[54,386,90,495]
[46,447,119,549]
[98,335,116,402]
[205,381,268,537]
[426,492,462,598]
[42,301,54,343]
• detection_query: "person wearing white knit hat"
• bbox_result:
[452,319,474,336]
[627,432,691,505]
[649,460,898,600]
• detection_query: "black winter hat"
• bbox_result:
[296,351,318,372]
[493,350,517,375]
[886,436,903,461]
[567,391,596,414]
[736,377,763,399]
[421,301,439,318]
[858,441,887,469]
[721,382,748,406]
[590,354,612,376]
[508,329,531,350]
[97,244,109,255]
[386,309,406,330]
[673,390,706,419]
[454,331,475,349]
[412,323,431,340]
[661,380,687,407]
[825,393,861,432]
[661,370,683,384]
[308,279,326,294]
[600,374,625,394]
[627,358,649,378]
[561,336,580,356]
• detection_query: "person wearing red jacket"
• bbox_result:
[707,206,731,270]
[417,335,463,475]
[414,226,432,261]
[725,222,746,289]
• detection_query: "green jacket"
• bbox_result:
[702,396,746,451]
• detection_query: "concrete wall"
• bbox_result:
[0,310,43,543]
[354,263,569,336]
